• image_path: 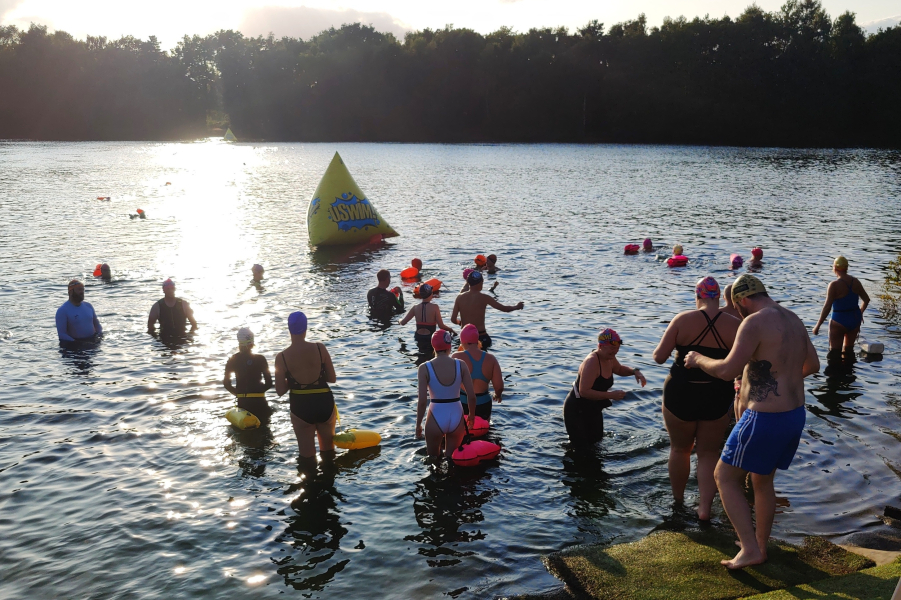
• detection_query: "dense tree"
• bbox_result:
[0,2,899,145]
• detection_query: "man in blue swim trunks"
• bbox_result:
[55,279,103,343]
[685,274,819,570]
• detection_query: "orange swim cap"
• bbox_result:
[474,255,487,266]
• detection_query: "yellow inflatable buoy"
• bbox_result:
[223,128,237,142]
[307,152,399,247]
[333,429,381,450]
[225,407,260,429]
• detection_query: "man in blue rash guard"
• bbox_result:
[55,279,103,342]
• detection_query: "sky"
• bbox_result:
[2,0,899,50]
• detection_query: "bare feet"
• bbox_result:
[722,547,766,570]
[733,540,768,562]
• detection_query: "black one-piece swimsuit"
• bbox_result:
[282,345,335,424]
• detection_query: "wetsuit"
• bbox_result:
[563,354,613,447]
[156,298,187,337]
[367,286,404,317]
[663,311,734,421]
[831,279,862,329]
[226,352,272,424]
[282,345,335,424]
[460,349,493,420]
[414,303,437,351]
[55,300,102,342]
[426,359,464,433]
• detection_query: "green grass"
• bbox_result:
[741,557,901,599]
[544,529,875,600]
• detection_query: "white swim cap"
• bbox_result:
[237,327,254,346]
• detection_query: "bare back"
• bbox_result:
[277,342,334,387]
[454,291,492,331]
[738,305,813,413]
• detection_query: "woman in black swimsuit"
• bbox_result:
[274,312,338,459]
[399,284,455,352]
[652,276,741,519]
[563,328,647,448]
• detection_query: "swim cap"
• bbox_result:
[467,271,483,286]
[751,247,763,259]
[695,276,720,299]
[731,274,766,301]
[460,324,479,345]
[288,311,307,335]
[237,327,254,346]
[673,244,684,256]
[487,254,497,264]
[730,254,744,268]
[412,258,423,270]
[419,283,433,299]
[597,328,622,346]
[67,278,83,289]
[833,255,849,270]
[643,238,652,248]
[431,330,453,352]
[162,278,175,289]
[474,255,487,267]
[252,264,263,273]
[463,268,474,280]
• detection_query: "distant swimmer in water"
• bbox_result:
[812,256,870,354]
[275,312,338,459]
[730,254,744,270]
[93,263,112,281]
[224,328,273,425]
[643,238,654,252]
[56,279,103,343]
[459,268,498,293]
[486,254,501,274]
[563,328,646,448]
[147,278,197,338]
[451,270,523,350]
[399,283,455,352]
[748,247,763,270]
[367,269,405,318]
[473,254,488,271]
[416,330,477,459]
[685,274,819,570]
[251,264,264,282]
[652,277,741,520]
[452,324,503,421]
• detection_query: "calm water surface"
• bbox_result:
[1,142,900,599]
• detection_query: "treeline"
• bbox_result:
[1,0,900,145]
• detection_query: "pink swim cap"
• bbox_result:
[643,238,652,248]
[460,324,479,345]
[431,330,453,352]
[695,276,720,299]
[162,278,175,289]
[730,254,744,268]
[597,328,622,346]
[751,247,763,259]
[463,268,474,280]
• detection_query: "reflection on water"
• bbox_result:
[1,142,901,598]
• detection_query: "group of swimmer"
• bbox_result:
[55,248,872,570]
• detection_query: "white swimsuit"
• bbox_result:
[426,359,464,434]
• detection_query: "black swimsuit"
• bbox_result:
[663,311,735,421]
[281,345,336,425]
[414,303,437,351]
[563,353,614,447]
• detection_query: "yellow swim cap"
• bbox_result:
[833,256,848,270]
[731,274,766,301]
[673,244,683,256]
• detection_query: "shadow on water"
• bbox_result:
[404,465,499,568]
[308,241,394,274]
[228,426,276,479]
[810,351,864,419]
[561,445,616,530]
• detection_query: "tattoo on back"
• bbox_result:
[747,360,780,403]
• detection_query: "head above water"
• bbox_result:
[695,276,720,299]
[100,263,111,279]
[418,283,433,300]
[643,238,653,249]
[751,247,763,260]
[252,264,264,279]
[460,323,480,345]
[237,327,254,349]
[487,254,497,265]
[68,279,85,303]
[431,330,453,353]
[466,270,483,288]
[288,311,307,335]
[730,254,744,269]
[833,255,848,271]
[673,244,684,256]
[411,258,423,270]
[474,254,487,267]
[377,269,390,286]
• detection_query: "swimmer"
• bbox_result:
[55,279,103,343]
[459,267,499,293]
[563,328,646,448]
[452,324,503,421]
[673,244,684,256]
[652,277,741,519]
[251,264,264,282]
[473,254,488,271]
[730,254,744,270]
[643,238,654,252]
[486,254,502,274]
[367,269,405,317]
[411,258,423,271]
[749,247,763,269]
[275,312,338,459]
[812,256,870,354]
[451,271,523,350]
[399,283,455,352]
[147,279,197,338]
[223,328,273,425]
[100,263,111,281]
[684,274,819,569]
[415,330,477,459]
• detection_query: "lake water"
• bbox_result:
[1,142,900,598]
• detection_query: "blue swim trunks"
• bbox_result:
[721,406,806,475]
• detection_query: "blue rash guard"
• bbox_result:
[56,300,102,342]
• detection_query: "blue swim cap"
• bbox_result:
[288,311,307,335]
[466,271,483,286]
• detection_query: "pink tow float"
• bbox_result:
[667,255,689,268]
[469,416,490,437]
[624,244,640,255]
[452,439,501,467]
